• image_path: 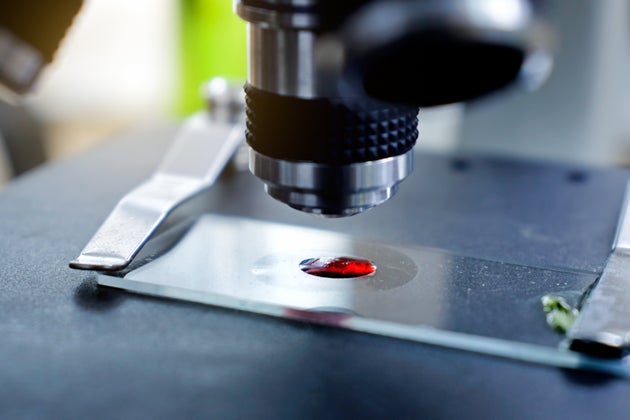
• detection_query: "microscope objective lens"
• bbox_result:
[299,257,377,279]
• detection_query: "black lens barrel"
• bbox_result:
[245,84,419,165]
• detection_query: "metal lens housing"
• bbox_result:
[236,0,420,217]
[235,0,547,216]
[250,148,414,217]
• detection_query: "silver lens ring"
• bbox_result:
[249,148,414,217]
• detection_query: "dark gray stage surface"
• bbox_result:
[1,123,630,419]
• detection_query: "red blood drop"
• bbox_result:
[299,256,376,278]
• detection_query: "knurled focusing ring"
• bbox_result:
[245,84,419,165]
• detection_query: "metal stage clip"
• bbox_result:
[70,78,245,271]
[568,182,630,358]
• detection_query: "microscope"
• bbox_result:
[5,1,630,371]
[234,0,551,217]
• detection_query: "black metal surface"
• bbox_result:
[1,123,630,418]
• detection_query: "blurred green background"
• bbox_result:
[177,0,246,115]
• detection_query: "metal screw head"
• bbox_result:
[202,77,245,123]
